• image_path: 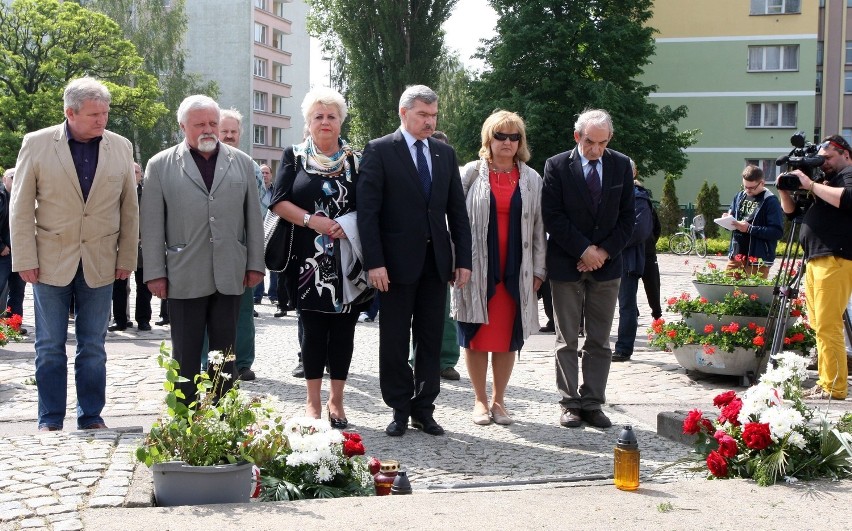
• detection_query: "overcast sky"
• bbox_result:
[309,0,498,87]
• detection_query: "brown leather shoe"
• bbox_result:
[82,423,109,430]
[560,408,582,428]
[581,409,612,428]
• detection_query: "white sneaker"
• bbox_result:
[358,313,369,322]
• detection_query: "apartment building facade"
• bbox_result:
[641,0,819,204]
[184,0,310,174]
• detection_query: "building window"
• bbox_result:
[845,72,852,94]
[253,91,268,112]
[272,95,286,115]
[254,125,267,146]
[750,0,801,14]
[847,41,852,64]
[273,0,285,17]
[273,62,286,83]
[843,129,852,145]
[817,41,824,67]
[254,23,267,45]
[747,45,798,71]
[272,127,285,148]
[747,102,797,128]
[745,159,779,182]
[255,0,267,9]
[273,29,287,51]
[816,71,822,94]
[253,57,267,78]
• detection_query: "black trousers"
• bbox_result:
[641,255,662,319]
[299,310,359,380]
[378,249,445,420]
[538,279,553,325]
[168,292,240,403]
[111,277,131,326]
[134,268,152,325]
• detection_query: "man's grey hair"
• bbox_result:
[301,87,348,125]
[63,77,111,113]
[398,85,438,117]
[220,108,244,131]
[3,167,15,180]
[177,95,220,125]
[574,109,613,137]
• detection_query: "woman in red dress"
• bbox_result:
[452,111,546,425]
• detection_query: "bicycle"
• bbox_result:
[669,215,707,257]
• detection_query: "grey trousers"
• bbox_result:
[551,275,620,410]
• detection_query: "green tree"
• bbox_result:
[434,51,477,157]
[0,0,166,168]
[307,0,458,146]
[458,0,696,174]
[82,0,217,165]
[695,181,722,238]
[659,174,682,236]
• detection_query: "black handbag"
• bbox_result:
[264,212,295,273]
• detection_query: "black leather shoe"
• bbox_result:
[238,367,256,381]
[411,416,444,436]
[274,309,288,318]
[327,406,348,429]
[155,319,169,326]
[108,323,127,332]
[560,408,582,428]
[581,409,612,428]
[291,361,305,378]
[137,322,152,331]
[539,322,555,333]
[611,351,632,362]
[385,419,407,436]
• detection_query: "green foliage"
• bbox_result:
[434,52,477,159]
[451,0,696,174]
[691,260,776,287]
[84,0,218,164]
[663,290,779,319]
[696,181,722,238]
[658,174,682,235]
[0,0,166,168]
[308,0,457,146]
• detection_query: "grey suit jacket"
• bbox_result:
[140,141,264,299]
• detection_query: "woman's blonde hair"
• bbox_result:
[478,110,530,163]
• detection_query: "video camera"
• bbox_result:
[774,131,825,191]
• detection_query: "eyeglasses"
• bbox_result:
[743,182,763,191]
[493,132,521,142]
[818,139,851,154]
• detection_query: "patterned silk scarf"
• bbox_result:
[292,136,361,181]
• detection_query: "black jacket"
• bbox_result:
[797,165,852,260]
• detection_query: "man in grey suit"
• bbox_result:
[141,95,265,401]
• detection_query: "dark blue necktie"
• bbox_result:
[586,159,601,209]
[414,140,432,200]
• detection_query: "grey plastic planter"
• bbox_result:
[152,461,253,507]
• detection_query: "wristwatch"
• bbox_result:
[303,212,311,227]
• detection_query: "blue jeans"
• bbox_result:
[33,265,112,429]
[615,273,640,356]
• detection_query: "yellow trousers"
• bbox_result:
[805,255,852,399]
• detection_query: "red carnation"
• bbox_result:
[342,431,362,442]
[713,390,737,408]
[683,409,707,435]
[714,430,738,458]
[706,450,728,477]
[741,422,772,450]
[718,398,743,426]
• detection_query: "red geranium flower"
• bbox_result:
[704,324,715,333]
[706,450,728,477]
[708,262,717,269]
[748,322,757,330]
[753,336,765,347]
[667,330,677,338]
[741,422,772,450]
[749,293,759,301]
[713,390,737,408]
[703,344,716,354]
[714,430,738,458]
[667,297,678,305]
[699,297,708,304]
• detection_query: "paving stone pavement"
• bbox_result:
[1,254,851,528]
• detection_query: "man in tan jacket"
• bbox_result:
[11,77,138,432]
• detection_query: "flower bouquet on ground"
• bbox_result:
[257,418,375,500]
[677,352,852,486]
[0,308,24,347]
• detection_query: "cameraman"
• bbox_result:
[779,135,852,400]
[722,165,784,278]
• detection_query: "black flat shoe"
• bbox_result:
[327,406,348,429]
[411,416,444,436]
[385,419,407,436]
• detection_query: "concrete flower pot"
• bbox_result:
[152,461,253,507]
[671,344,769,377]
[692,281,775,305]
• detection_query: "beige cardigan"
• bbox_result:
[450,159,546,340]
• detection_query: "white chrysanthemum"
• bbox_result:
[208,350,224,366]
[760,365,794,387]
[760,405,803,440]
[773,351,809,379]
[738,383,782,422]
[787,431,807,449]
[315,464,333,482]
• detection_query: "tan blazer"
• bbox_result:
[10,123,139,288]
[140,141,264,299]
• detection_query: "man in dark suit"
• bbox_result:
[357,85,472,437]
[541,109,634,429]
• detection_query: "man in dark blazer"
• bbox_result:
[357,85,472,437]
[541,109,634,430]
